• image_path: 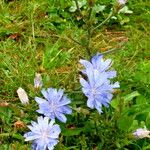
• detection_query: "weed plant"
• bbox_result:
[0,0,150,149]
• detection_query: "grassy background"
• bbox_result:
[0,0,150,149]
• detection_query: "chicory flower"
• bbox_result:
[24,116,61,150]
[35,88,72,123]
[80,54,119,113]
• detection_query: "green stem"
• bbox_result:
[74,0,83,18]
[0,133,10,137]
[94,120,99,136]
[0,133,23,140]
[86,30,92,58]
[91,10,114,32]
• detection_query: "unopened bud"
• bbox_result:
[17,87,29,104]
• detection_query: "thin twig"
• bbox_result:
[91,11,114,33]
[86,30,92,58]
[99,41,126,55]
[69,36,83,47]
[74,0,83,18]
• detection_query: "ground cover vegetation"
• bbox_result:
[0,0,150,149]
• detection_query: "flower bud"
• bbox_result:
[34,73,43,89]
[133,128,150,139]
[17,87,29,104]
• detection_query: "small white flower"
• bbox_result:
[34,73,43,89]
[133,128,150,139]
[17,87,29,104]
[118,0,127,5]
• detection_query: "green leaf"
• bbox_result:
[93,4,106,13]
[110,98,119,109]
[118,6,133,14]
[117,116,133,131]
[146,112,150,129]
[69,0,87,12]
[136,95,147,105]
[120,17,130,25]
[61,126,83,136]
[12,133,24,140]
[124,91,140,103]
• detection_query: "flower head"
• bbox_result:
[24,116,61,150]
[133,128,150,139]
[34,73,43,89]
[80,54,119,113]
[35,88,72,123]
[80,53,116,79]
[80,69,119,113]
[17,87,29,104]
[118,0,127,5]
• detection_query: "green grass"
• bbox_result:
[0,0,150,149]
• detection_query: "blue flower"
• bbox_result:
[80,54,119,113]
[24,116,61,150]
[80,53,116,79]
[35,88,72,123]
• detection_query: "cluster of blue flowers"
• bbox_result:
[80,54,119,113]
[24,54,119,150]
[24,88,72,150]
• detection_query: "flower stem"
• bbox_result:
[91,11,114,33]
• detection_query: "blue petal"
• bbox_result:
[35,97,47,104]
[86,70,95,87]
[57,106,72,114]
[24,132,40,141]
[101,59,112,71]
[91,54,103,68]
[58,96,71,106]
[87,97,95,109]
[107,71,117,78]
[79,59,93,69]
[47,139,58,150]
[55,112,67,123]
[49,125,61,138]
[80,78,89,88]
[95,104,102,114]
[57,89,64,101]
[41,89,49,100]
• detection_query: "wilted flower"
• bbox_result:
[34,73,43,89]
[14,120,25,129]
[0,102,9,107]
[133,128,150,139]
[24,116,61,150]
[80,69,119,113]
[35,88,72,123]
[118,0,127,5]
[17,87,29,104]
